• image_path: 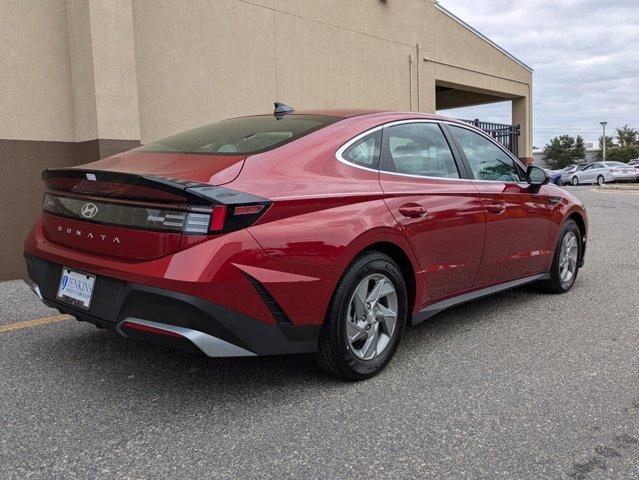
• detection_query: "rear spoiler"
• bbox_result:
[43,168,267,207]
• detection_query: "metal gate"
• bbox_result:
[459,119,520,158]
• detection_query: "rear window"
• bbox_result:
[606,162,628,167]
[137,115,340,155]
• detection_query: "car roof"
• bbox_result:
[285,109,452,121]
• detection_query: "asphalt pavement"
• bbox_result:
[1,186,638,479]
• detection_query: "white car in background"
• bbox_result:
[628,159,639,181]
[566,161,636,186]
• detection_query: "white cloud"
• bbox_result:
[436,0,639,146]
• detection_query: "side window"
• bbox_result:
[341,130,381,168]
[450,125,522,182]
[382,123,460,178]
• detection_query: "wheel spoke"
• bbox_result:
[347,321,367,343]
[361,323,379,359]
[377,304,397,337]
[366,279,384,305]
[353,281,368,317]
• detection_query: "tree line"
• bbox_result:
[542,125,639,169]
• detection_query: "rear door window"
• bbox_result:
[382,123,460,178]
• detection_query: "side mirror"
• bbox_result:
[527,165,550,186]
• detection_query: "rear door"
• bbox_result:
[447,124,552,286]
[379,121,485,299]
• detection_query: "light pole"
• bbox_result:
[600,121,608,160]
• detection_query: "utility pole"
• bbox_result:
[600,121,608,160]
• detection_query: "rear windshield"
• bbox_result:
[137,115,340,155]
[606,162,628,167]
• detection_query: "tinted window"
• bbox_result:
[137,115,340,155]
[383,123,460,178]
[342,130,381,168]
[450,126,522,182]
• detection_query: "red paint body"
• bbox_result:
[24,111,588,333]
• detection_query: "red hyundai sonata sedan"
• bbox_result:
[24,105,587,380]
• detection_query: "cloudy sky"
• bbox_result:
[437,0,639,148]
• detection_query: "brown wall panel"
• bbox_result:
[0,138,139,280]
[0,139,77,280]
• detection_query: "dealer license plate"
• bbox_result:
[56,268,95,309]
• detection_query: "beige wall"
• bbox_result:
[0,0,532,146]
[130,0,532,147]
[131,0,278,142]
[0,0,75,141]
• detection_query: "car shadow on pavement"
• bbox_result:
[34,282,552,407]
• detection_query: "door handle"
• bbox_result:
[485,202,506,214]
[398,203,427,219]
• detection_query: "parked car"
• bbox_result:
[23,106,588,380]
[560,163,590,185]
[549,169,563,185]
[629,159,639,181]
[566,161,636,185]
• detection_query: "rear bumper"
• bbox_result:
[608,173,636,182]
[24,253,320,356]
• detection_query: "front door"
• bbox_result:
[447,124,552,287]
[580,162,603,183]
[379,121,485,300]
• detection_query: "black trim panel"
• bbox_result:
[241,272,293,325]
[412,273,550,325]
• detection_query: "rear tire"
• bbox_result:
[571,176,579,186]
[314,251,407,381]
[538,219,581,294]
[597,175,605,186]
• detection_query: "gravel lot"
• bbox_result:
[1,186,638,479]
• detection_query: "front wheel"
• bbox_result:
[314,251,407,381]
[571,176,579,186]
[538,219,581,294]
[597,175,605,186]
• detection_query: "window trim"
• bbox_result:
[335,125,385,174]
[335,119,528,185]
[339,128,383,170]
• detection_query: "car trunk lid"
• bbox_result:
[41,164,269,260]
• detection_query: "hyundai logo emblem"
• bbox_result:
[80,202,99,218]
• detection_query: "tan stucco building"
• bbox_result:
[0,0,533,280]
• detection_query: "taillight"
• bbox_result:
[206,203,270,234]
[208,205,227,232]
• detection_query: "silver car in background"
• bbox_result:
[560,163,590,185]
[566,161,636,186]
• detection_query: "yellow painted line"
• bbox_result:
[590,188,639,195]
[0,314,72,334]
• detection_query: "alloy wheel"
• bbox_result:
[346,274,398,361]
[558,231,579,287]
